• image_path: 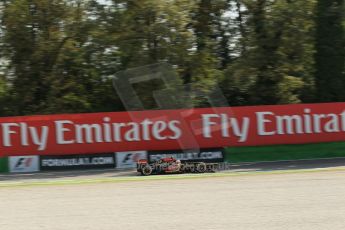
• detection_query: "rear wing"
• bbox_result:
[137,159,148,164]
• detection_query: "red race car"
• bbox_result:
[137,157,218,176]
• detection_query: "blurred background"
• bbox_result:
[0,0,344,116]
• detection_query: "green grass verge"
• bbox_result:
[225,142,345,163]
[0,157,8,173]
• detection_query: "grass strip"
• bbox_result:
[225,142,345,163]
[0,158,8,173]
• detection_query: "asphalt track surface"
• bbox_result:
[1,158,345,230]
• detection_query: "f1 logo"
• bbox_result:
[122,154,132,163]
[15,158,33,168]
[9,156,39,173]
[122,153,141,163]
[116,151,147,169]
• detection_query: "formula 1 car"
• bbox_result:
[137,157,218,176]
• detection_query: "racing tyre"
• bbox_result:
[141,165,153,176]
[179,164,185,173]
[196,163,207,173]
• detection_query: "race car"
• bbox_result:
[137,157,218,176]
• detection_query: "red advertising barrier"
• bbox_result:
[1,102,345,157]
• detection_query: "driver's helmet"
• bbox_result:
[176,160,181,164]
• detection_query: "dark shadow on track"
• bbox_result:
[0,168,137,182]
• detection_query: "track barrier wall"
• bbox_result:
[1,102,345,158]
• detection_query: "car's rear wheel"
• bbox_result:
[196,163,207,173]
[141,165,153,176]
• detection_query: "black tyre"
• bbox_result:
[141,165,153,176]
[179,164,185,173]
[196,163,207,173]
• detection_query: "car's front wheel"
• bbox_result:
[141,165,153,176]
